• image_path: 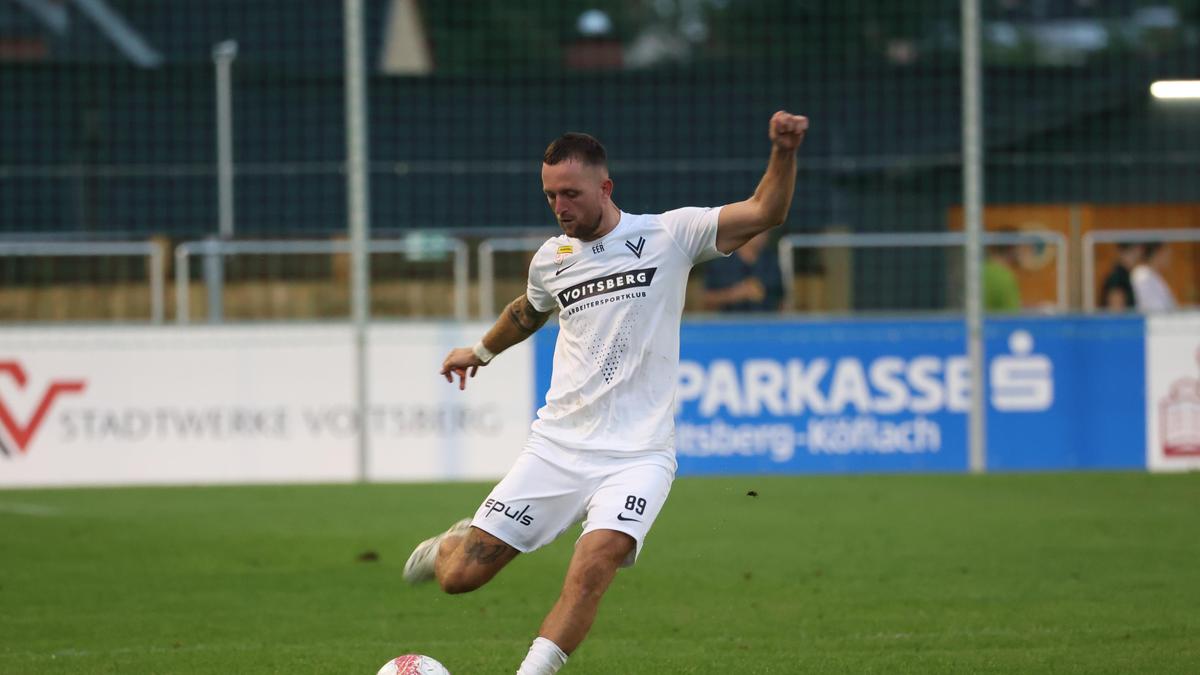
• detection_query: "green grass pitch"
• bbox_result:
[1,472,1197,674]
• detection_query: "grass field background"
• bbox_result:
[1,472,1197,674]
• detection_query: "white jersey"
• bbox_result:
[525,207,726,453]
[1131,265,1176,312]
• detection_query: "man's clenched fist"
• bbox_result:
[769,111,808,152]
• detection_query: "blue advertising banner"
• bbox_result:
[673,319,971,475]
[533,315,1146,475]
[984,316,1145,471]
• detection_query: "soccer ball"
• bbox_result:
[376,654,451,675]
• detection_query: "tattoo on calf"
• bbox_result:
[465,540,509,564]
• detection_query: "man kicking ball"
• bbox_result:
[405,110,809,675]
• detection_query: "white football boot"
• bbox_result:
[402,518,472,585]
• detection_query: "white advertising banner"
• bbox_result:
[368,324,533,482]
[0,324,532,487]
[1146,313,1200,472]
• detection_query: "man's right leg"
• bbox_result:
[407,438,581,594]
[407,435,586,603]
[433,526,519,594]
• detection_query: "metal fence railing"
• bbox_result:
[1082,228,1200,312]
[477,237,549,319]
[174,238,469,324]
[0,241,165,324]
[473,230,1069,318]
[775,230,1068,313]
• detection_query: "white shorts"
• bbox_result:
[470,432,676,567]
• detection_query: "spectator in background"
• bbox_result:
[1132,242,1177,312]
[1100,242,1143,310]
[701,229,785,312]
[983,238,1022,312]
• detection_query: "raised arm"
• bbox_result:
[440,293,552,390]
[715,111,808,254]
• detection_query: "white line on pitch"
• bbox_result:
[0,502,62,517]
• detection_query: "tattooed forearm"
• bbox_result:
[506,294,550,335]
[465,541,510,564]
[476,294,548,358]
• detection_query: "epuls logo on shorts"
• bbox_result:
[0,361,87,458]
[482,498,535,526]
[557,268,656,308]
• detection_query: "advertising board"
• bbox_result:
[0,324,532,487]
[1146,314,1200,472]
[534,316,1146,475]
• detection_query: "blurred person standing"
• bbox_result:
[1100,242,1143,310]
[1132,242,1177,312]
[701,229,785,312]
[983,239,1022,312]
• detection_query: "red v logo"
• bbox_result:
[0,362,86,454]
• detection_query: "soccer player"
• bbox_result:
[403,110,809,675]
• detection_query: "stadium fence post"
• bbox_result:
[961,0,987,474]
[345,0,372,483]
[212,40,238,241]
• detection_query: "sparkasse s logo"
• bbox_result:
[0,361,86,458]
[989,330,1053,412]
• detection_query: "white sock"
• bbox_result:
[515,636,568,675]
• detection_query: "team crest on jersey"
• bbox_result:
[554,245,574,265]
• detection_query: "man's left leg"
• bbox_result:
[516,529,634,675]
[516,456,674,674]
[541,529,635,652]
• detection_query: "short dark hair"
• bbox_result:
[1142,242,1162,257]
[543,132,607,167]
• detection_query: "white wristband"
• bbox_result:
[472,341,496,364]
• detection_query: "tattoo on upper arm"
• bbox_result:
[506,294,550,334]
